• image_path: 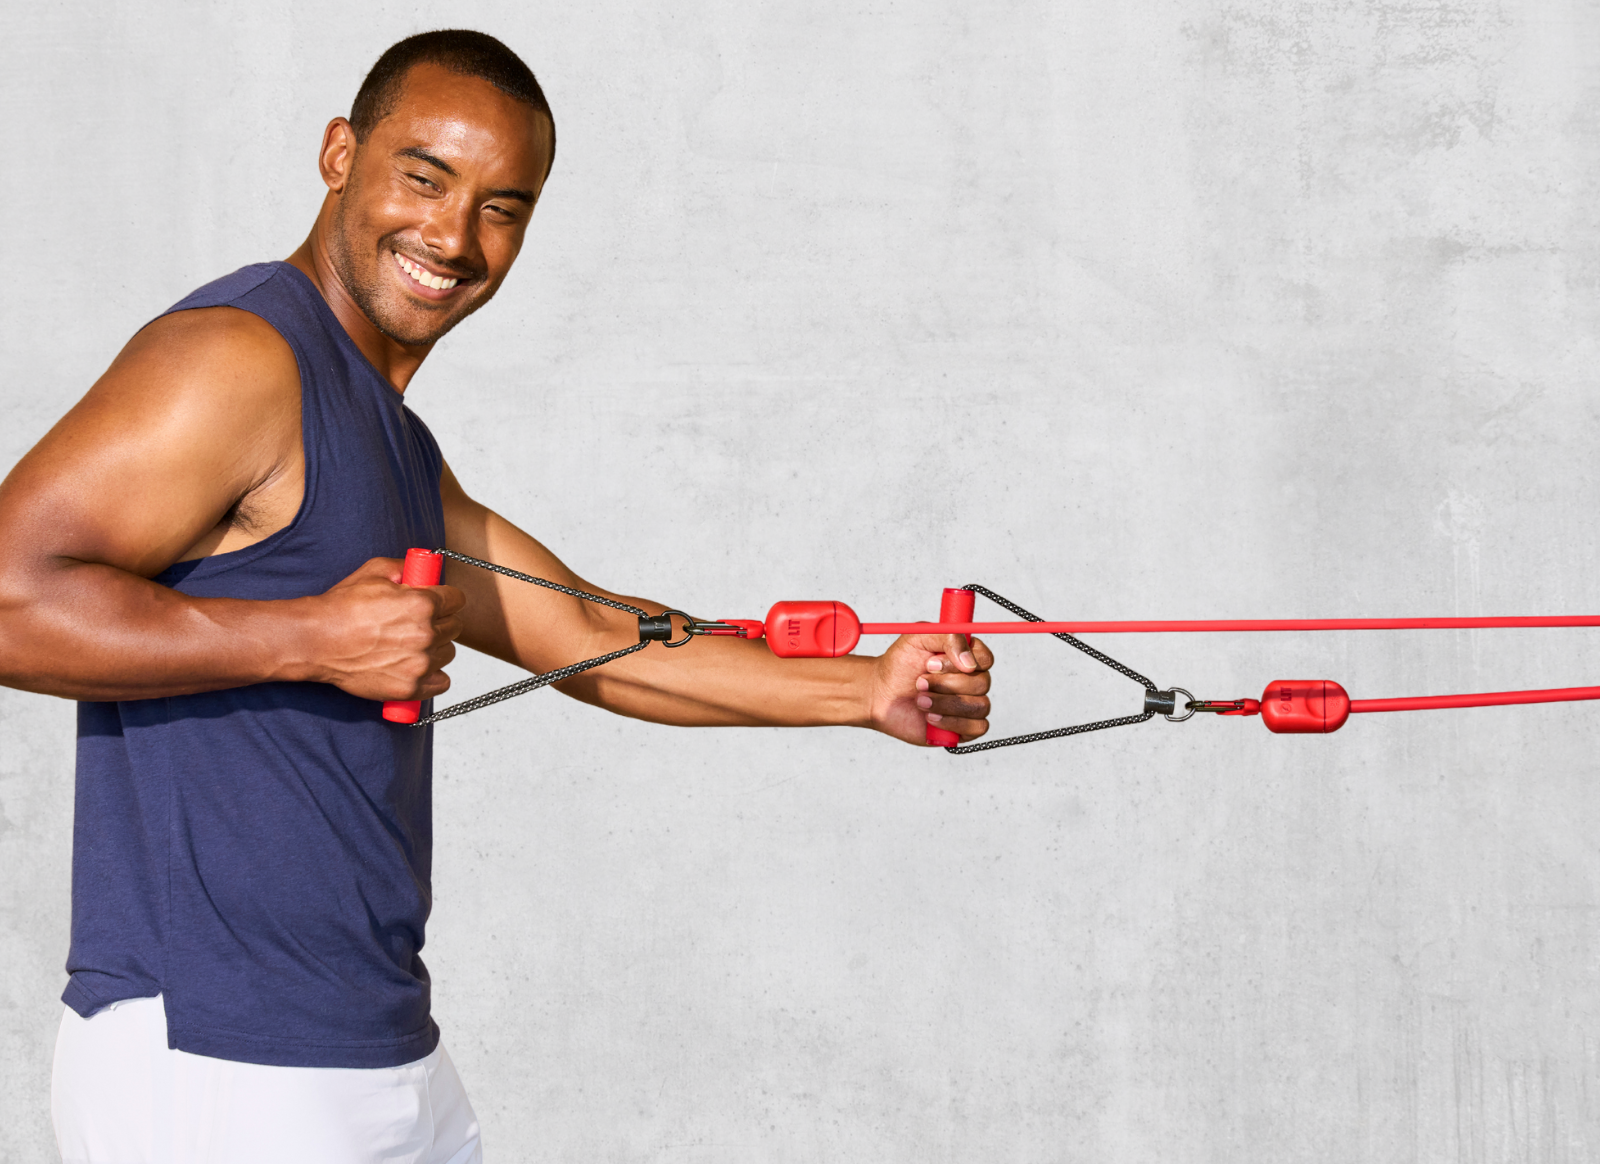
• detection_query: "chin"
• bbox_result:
[372,305,467,348]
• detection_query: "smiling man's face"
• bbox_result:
[322,61,553,348]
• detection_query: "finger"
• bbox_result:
[419,670,452,699]
[426,584,466,615]
[354,556,405,583]
[915,692,990,721]
[943,632,978,673]
[968,636,993,671]
[434,614,466,643]
[924,671,991,697]
[923,711,988,741]
[903,631,958,659]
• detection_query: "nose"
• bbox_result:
[419,195,481,275]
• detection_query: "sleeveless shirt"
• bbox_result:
[66,262,447,1069]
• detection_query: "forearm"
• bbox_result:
[443,482,874,730]
[554,621,878,728]
[0,558,318,701]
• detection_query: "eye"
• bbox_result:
[406,172,440,192]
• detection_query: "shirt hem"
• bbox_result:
[166,1018,440,1069]
[62,976,162,1020]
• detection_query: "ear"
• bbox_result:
[319,118,358,194]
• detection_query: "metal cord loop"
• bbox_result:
[1164,687,1197,722]
[656,610,697,648]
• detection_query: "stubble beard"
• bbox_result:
[325,178,478,349]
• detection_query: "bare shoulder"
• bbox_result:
[108,307,299,405]
[47,306,304,471]
[0,306,307,574]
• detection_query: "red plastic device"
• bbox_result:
[1258,680,1351,733]
[382,548,444,725]
[926,588,976,747]
[763,601,862,658]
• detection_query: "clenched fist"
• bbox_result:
[867,631,994,745]
[300,557,465,701]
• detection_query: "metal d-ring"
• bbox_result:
[656,610,697,647]
[1165,687,1196,723]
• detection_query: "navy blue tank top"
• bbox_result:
[67,262,447,1069]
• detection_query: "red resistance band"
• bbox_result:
[702,597,1600,737]
[380,551,1599,743]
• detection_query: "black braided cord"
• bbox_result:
[409,549,650,727]
[433,549,648,616]
[944,584,1158,755]
[413,642,649,726]
[404,553,1163,748]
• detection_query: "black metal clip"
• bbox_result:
[1182,696,1261,717]
[637,611,745,648]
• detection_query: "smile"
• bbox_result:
[393,250,461,291]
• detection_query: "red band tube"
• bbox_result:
[926,588,975,747]
[382,548,444,724]
[1349,685,1600,714]
[857,615,1600,635]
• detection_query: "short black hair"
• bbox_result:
[350,30,555,165]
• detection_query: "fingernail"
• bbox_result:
[915,677,929,692]
[916,694,932,710]
[928,659,943,672]
[960,651,977,671]
[926,712,942,723]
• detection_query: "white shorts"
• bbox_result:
[52,996,482,1164]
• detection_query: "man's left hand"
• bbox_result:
[868,633,994,745]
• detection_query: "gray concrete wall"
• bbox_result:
[4,1,1599,1159]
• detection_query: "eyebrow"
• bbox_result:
[395,146,538,205]
[396,146,458,177]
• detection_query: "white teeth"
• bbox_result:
[393,250,459,291]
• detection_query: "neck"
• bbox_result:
[286,222,432,394]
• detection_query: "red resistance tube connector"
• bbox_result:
[764,601,862,658]
[382,548,444,725]
[1256,680,1351,734]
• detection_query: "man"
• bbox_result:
[0,29,994,1164]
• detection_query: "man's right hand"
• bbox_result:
[300,558,465,701]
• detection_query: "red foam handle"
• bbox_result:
[927,588,975,747]
[382,549,444,724]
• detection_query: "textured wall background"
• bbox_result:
[4,1,1600,1160]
